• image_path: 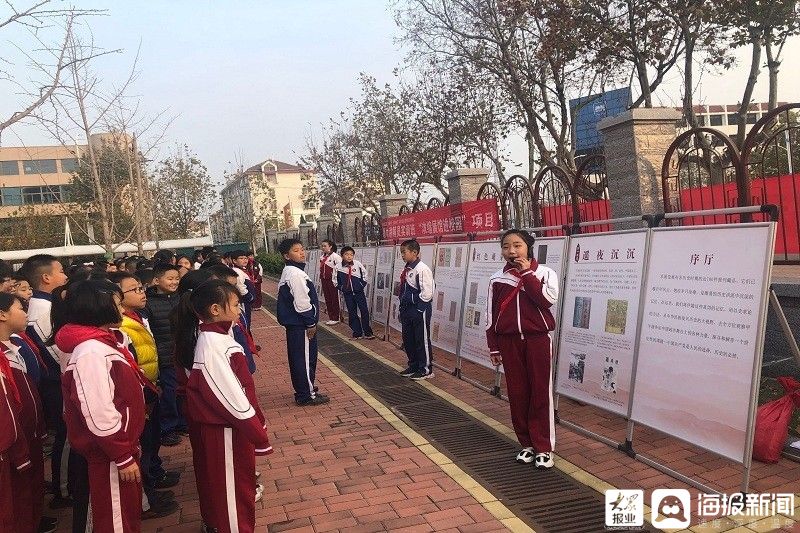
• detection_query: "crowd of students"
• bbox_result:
[0,228,559,532]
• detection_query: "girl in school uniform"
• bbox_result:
[54,279,147,532]
[174,279,272,533]
[486,229,559,469]
[0,293,51,533]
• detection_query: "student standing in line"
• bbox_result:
[486,229,559,469]
[277,239,329,406]
[19,254,70,508]
[319,240,341,325]
[230,250,256,331]
[397,239,435,380]
[144,262,185,446]
[247,251,264,311]
[0,293,56,533]
[54,279,147,532]
[174,280,272,533]
[336,246,375,340]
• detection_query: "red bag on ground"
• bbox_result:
[753,377,800,463]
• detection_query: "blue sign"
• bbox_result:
[570,87,632,153]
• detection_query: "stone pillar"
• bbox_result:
[286,227,299,242]
[266,229,278,253]
[298,222,314,247]
[598,108,681,221]
[316,215,335,243]
[340,208,363,245]
[378,194,408,219]
[446,168,490,205]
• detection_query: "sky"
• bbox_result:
[2,1,800,184]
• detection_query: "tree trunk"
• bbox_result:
[736,28,763,148]
[765,38,779,111]
[683,35,698,128]
[125,137,144,256]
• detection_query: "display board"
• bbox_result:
[533,236,568,331]
[457,241,506,369]
[305,249,321,299]
[371,246,395,325]
[430,243,470,353]
[555,230,648,415]
[388,244,436,332]
[353,247,378,306]
[631,224,775,463]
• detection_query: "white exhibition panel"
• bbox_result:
[388,244,436,333]
[533,236,568,335]
[430,243,470,353]
[457,240,506,369]
[304,249,321,299]
[631,224,774,463]
[353,247,378,306]
[555,230,648,416]
[371,246,395,325]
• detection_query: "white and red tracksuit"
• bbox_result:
[486,261,559,452]
[2,341,46,533]
[56,325,147,533]
[186,322,272,533]
[0,346,31,532]
[320,252,341,321]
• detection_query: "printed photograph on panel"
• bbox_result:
[376,273,385,290]
[376,295,384,314]
[572,296,592,329]
[568,352,586,383]
[537,244,548,265]
[449,301,457,322]
[436,291,445,311]
[465,306,475,329]
[473,310,481,326]
[601,356,619,394]
[438,249,447,268]
[468,282,479,304]
[455,247,463,268]
[432,322,440,342]
[605,299,628,334]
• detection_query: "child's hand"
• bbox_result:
[118,463,141,483]
[513,257,531,271]
[490,354,503,366]
[307,326,317,339]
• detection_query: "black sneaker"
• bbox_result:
[161,432,182,447]
[175,428,189,437]
[296,394,330,406]
[152,489,175,503]
[49,495,73,509]
[410,370,434,381]
[38,516,57,533]
[153,470,180,489]
[399,367,415,377]
[142,498,179,520]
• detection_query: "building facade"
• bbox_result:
[214,159,319,247]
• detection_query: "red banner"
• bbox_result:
[381,199,500,240]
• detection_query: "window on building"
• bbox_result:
[727,113,739,125]
[23,159,57,174]
[0,161,19,175]
[60,185,73,201]
[746,113,758,124]
[709,114,723,126]
[60,158,79,173]
[697,115,707,126]
[1,187,22,206]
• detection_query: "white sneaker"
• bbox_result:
[255,483,264,503]
[255,470,261,479]
[515,447,535,464]
[535,452,554,469]
[325,320,339,325]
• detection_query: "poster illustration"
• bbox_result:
[431,243,470,353]
[371,246,396,325]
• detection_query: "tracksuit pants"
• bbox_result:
[40,377,69,499]
[140,400,163,505]
[400,306,433,374]
[193,424,256,533]
[158,366,186,435]
[11,437,44,533]
[343,291,373,338]
[68,451,90,533]
[497,334,555,452]
[321,280,340,321]
[87,455,142,533]
[285,326,318,402]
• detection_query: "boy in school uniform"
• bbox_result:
[276,238,330,406]
[336,246,375,340]
[230,250,256,331]
[319,240,342,325]
[396,239,435,380]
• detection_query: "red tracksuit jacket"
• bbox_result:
[186,322,271,454]
[486,263,559,354]
[57,325,146,467]
[0,345,31,532]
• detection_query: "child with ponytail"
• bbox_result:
[174,279,272,533]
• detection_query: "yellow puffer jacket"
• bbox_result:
[121,314,159,383]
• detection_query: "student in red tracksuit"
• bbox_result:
[175,280,272,533]
[54,279,147,533]
[319,240,341,325]
[486,229,559,469]
[0,294,33,532]
[0,293,51,533]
